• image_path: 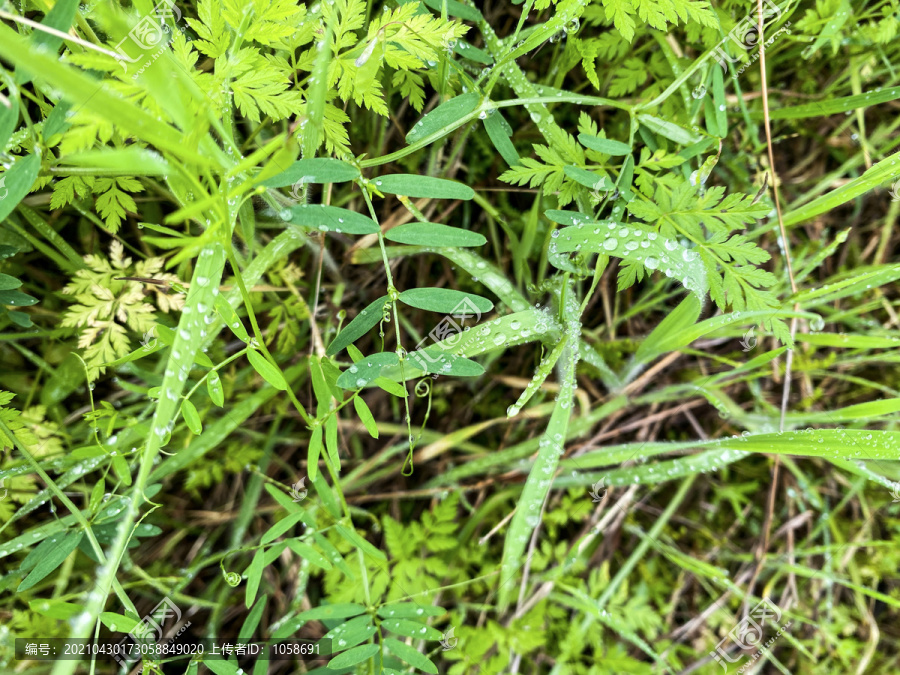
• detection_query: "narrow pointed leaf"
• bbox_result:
[385,223,486,247]
[247,350,288,390]
[398,288,493,315]
[261,158,359,187]
[483,112,520,166]
[408,351,484,377]
[406,92,480,144]
[326,295,389,356]
[18,530,83,591]
[384,637,438,674]
[289,204,379,234]
[308,425,323,482]
[207,371,224,407]
[0,154,41,222]
[353,397,379,438]
[577,134,632,155]
[563,165,614,190]
[181,399,202,435]
[374,174,474,200]
[245,549,264,608]
[328,643,380,669]
[337,352,400,389]
[286,539,332,570]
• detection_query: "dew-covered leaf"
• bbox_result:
[406,92,480,145]
[328,643,380,669]
[577,134,632,155]
[326,295,389,356]
[385,222,485,247]
[553,219,708,300]
[408,351,484,377]
[337,352,400,389]
[373,174,474,200]
[261,158,359,187]
[384,637,438,674]
[288,204,379,235]
[181,399,202,435]
[398,288,493,315]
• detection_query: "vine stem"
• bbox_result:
[224,247,351,521]
[359,187,417,473]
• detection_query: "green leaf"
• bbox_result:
[328,643,380,669]
[483,112,521,167]
[58,147,170,175]
[214,294,250,342]
[337,352,400,389]
[334,523,387,560]
[207,371,225,407]
[247,350,288,390]
[408,351,484,377]
[553,220,708,300]
[577,133,632,155]
[0,154,41,223]
[205,661,241,675]
[0,91,19,149]
[30,599,85,620]
[506,334,568,416]
[755,86,900,120]
[563,165,613,191]
[0,273,22,290]
[381,619,442,640]
[89,478,105,513]
[374,174,474,200]
[245,548,264,608]
[375,376,408,398]
[99,612,139,633]
[296,603,366,621]
[18,530,83,591]
[324,615,378,652]
[181,399,202,435]
[261,158,360,187]
[261,512,306,545]
[286,539,332,570]
[377,603,445,619]
[383,637,438,674]
[288,204,379,234]
[308,424,323,482]
[398,288,493,314]
[784,151,900,226]
[637,114,703,146]
[406,92,480,145]
[385,223,485,247]
[326,295,389,356]
[353,396,379,438]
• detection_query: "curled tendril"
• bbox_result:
[220,560,241,587]
[414,377,432,397]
